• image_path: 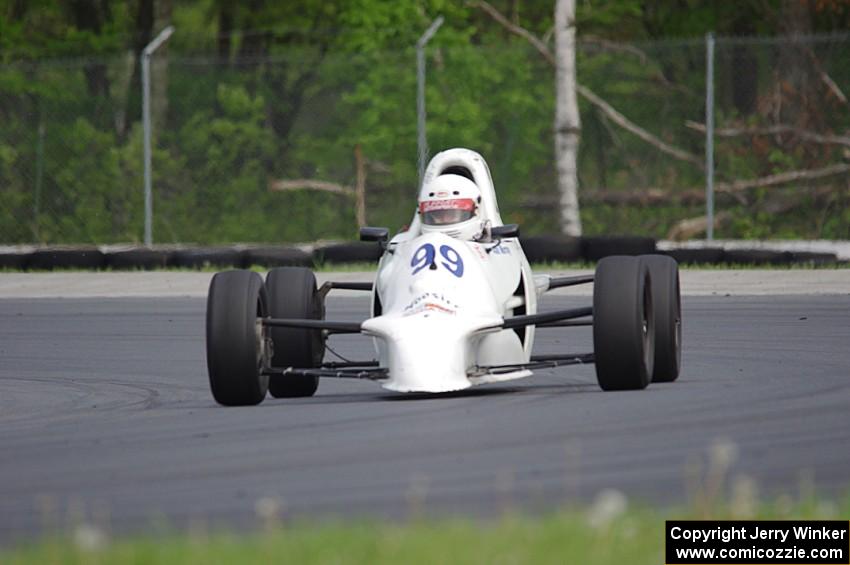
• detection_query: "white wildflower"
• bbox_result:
[587,488,628,528]
[73,523,108,552]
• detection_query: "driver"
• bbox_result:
[418,174,485,241]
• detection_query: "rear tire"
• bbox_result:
[639,255,682,382]
[266,267,325,398]
[593,256,654,391]
[206,270,270,406]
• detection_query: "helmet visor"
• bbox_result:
[420,198,476,226]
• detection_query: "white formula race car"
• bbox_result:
[205,148,681,405]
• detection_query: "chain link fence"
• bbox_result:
[709,33,850,239]
[1,33,848,245]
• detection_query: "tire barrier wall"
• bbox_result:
[243,246,312,268]
[667,248,838,266]
[26,247,106,270]
[0,250,31,270]
[0,238,841,270]
[520,235,583,263]
[663,248,725,265]
[105,248,172,270]
[582,236,657,262]
[170,247,247,270]
[313,242,384,265]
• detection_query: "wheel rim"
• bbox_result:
[642,277,653,376]
[255,319,271,370]
[255,293,271,389]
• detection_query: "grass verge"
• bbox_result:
[3,494,848,565]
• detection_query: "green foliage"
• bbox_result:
[1,0,849,244]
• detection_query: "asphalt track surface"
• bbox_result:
[1,293,849,543]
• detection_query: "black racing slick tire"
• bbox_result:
[639,255,682,383]
[206,270,270,406]
[266,267,325,398]
[593,256,654,391]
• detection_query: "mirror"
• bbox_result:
[359,226,389,243]
[490,224,519,239]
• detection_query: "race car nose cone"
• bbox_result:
[362,313,500,393]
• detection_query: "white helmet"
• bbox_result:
[418,174,484,240]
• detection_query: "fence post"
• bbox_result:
[705,31,715,241]
[417,16,444,188]
[33,110,45,242]
[142,25,175,246]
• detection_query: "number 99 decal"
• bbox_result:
[439,245,464,277]
[410,243,464,278]
[410,243,436,275]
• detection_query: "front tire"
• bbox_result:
[266,267,325,398]
[206,270,270,406]
[639,255,682,382]
[593,256,654,391]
